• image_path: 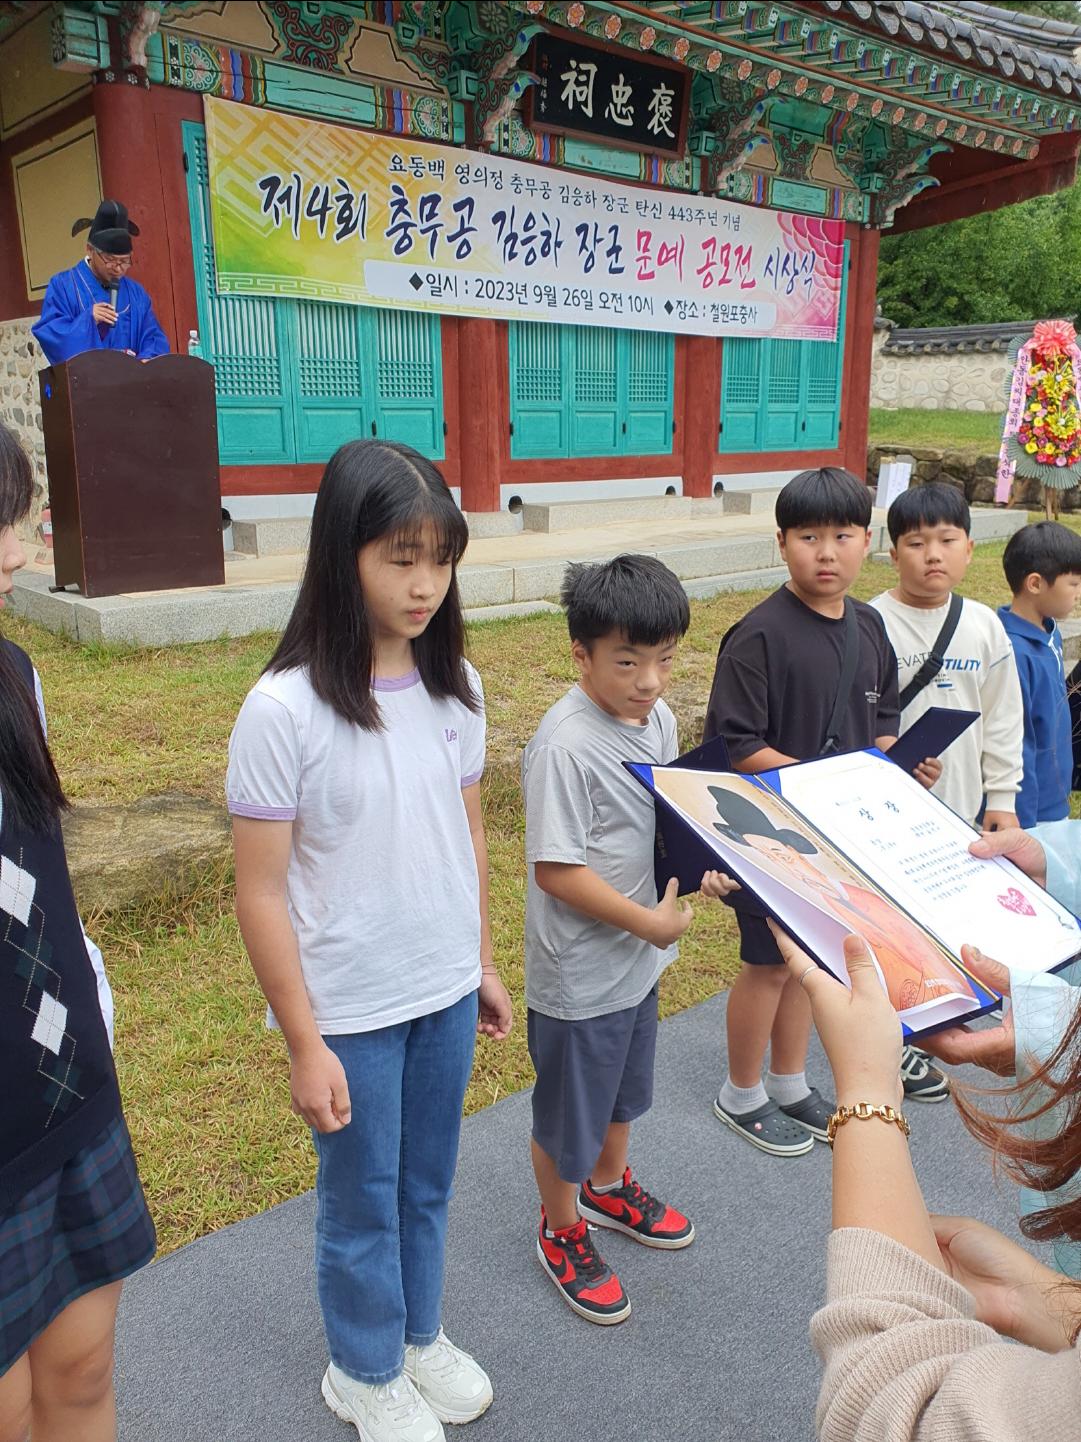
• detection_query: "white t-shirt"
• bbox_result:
[869,592,1023,824]
[226,662,485,1034]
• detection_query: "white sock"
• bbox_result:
[589,1173,624,1194]
[766,1069,811,1106]
[718,1078,769,1115]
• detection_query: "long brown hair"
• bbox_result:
[955,998,1081,1247]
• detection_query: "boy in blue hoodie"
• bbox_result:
[999,520,1081,827]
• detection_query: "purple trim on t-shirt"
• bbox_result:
[373,669,421,692]
[228,801,298,821]
[460,769,483,788]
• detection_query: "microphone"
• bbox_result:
[108,285,117,312]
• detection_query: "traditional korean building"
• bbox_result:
[1,0,1079,525]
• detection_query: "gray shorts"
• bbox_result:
[527,984,659,1184]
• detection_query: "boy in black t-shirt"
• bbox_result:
[702,467,941,1155]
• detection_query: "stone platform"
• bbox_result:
[10,498,1026,648]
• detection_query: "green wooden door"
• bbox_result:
[719,241,849,454]
[572,326,621,457]
[183,125,295,464]
[372,308,445,457]
[509,322,567,458]
[294,300,371,462]
[626,329,675,453]
[802,245,849,447]
[184,122,444,468]
[509,322,673,460]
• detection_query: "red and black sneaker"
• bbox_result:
[577,1168,695,1249]
[535,1212,631,1325]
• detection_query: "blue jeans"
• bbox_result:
[312,990,478,1385]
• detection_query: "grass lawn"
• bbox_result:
[0,533,1037,1254]
[868,406,1002,457]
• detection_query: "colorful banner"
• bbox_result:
[204,96,844,341]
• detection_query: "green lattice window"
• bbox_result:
[509,321,674,460]
[719,242,849,455]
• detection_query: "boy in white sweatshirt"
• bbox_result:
[870,483,1023,831]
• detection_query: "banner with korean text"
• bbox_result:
[203,96,844,342]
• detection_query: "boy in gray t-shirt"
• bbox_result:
[523,555,733,1326]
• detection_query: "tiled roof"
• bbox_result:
[820,1,1081,100]
[881,320,1038,353]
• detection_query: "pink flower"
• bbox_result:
[639,24,656,49]
[1033,320,1077,361]
[604,13,621,36]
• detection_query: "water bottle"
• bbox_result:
[187,329,203,358]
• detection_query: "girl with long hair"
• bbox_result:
[0,421,155,1442]
[229,439,512,1442]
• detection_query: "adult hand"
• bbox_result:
[700,869,740,899]
[478,970,513,1041]
[769,923,902,1106]
[913,756,942,789]
[933,1215,1079,1352]
[92,302,118,326]
[648,876,693,947]
[290,1041,352,1133]
[920,946,1016,1075]
[982,809,1019,834]
[969,827,1047,888]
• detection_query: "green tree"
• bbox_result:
[877,179,1081,329]
[980,1,1080,19]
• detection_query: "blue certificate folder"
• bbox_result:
[886,707,979,776]
[625,735,1081,1040]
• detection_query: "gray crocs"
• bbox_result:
[778,1087,834,1142]
[712,1096,815,1156]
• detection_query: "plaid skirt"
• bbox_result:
[0,1114,156,1375]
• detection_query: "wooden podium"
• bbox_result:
[39,351,225,597]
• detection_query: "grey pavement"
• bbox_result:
[116,994,1027,1442]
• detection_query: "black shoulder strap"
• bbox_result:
[898,593,963,711]
[819,600,859,757]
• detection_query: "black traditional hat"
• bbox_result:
[71,199,140,256]
[707,786,818,854]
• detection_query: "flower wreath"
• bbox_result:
[997,320,1081,498]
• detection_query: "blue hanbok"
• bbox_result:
[32,260,169,366]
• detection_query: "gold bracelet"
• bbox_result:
[827,1101,911,1149]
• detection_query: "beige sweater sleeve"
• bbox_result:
[811,1228,1081,1442]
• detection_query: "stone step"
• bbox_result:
[721,486,783,515]
[231,516,311,557]
[520,494,727,532]
[682,566,789,599]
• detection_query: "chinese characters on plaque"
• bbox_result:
[528,32,689,157]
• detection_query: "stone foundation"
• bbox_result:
[867,445,1081,511]
[0,319,46,542]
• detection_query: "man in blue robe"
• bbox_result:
[32,199,170,365]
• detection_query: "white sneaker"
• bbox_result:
[403,1330,493,1424]
[321,1364,445,1442]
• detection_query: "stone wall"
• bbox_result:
[867,445,1081,511]
[869,325,1010,413]
[0,319,46,541]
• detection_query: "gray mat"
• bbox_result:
[116,995,1026,1442]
